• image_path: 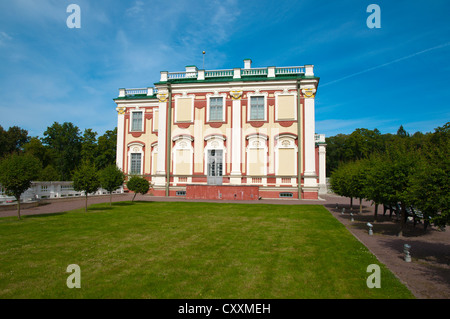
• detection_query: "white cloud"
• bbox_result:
[0,31,12,46]
[126,1,144,16]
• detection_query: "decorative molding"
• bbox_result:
[302,88,316,99]
[230,90,243,100]
[157,93,168,102]
[116,107,126,115]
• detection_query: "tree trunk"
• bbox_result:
[359,198,362,213]
[132,192,137,202]
[350,197,353,211]
[16,196,21,220]
[398,203,406,237]
[110,192,112,206]
[85,194,88,212]
[374,203,378,222]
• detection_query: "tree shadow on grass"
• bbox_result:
[23,212,68,219]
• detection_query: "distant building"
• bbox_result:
[113,59,326,199]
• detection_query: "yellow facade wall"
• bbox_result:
[277,95,296,120]
[278,148,295,175]
[176,98,193,122]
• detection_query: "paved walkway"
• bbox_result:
[1,193,448,299]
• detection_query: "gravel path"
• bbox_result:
[1,193,448,299]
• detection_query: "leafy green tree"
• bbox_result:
[23,137,56,169]
[126,176,151,202]
[39,165,60,181]
[95,128,117,170]
[396,125,409,138]
[0,154,41,220]
[330,162,355,210]
[408,122,449,228]
[364,154,393,221]
[81,128,98,163]
[73,161,100,212]
[0,125,30,158]
[98,165,125,206]
[42,122,82,180]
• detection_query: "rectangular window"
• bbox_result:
[209,97,223,121]
[250,96,265,120]
[131,111,143,131]
[130,153,142,175]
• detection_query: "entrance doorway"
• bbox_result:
[207,150,223,185]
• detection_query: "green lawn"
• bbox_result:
[0,201,414,299]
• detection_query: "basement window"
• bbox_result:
[279,192,293,198]
[176,191,186,196]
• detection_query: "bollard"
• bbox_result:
[404,244,411,262]
[341,208,345,215]
[367,223,373,235]
[350,213,354,222]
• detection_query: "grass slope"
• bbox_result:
[0,202,414,299]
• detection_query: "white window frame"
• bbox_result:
[274,134,298,186]
[206,93,226,122]
[247,92,268,121]
[130,109,144,132]
[203,135,227,177]
[245,134,268,186]
[128,142,144,175]
[172,135,194,185]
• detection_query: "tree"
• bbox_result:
[72,161,100,212]
[0,154,41,220]
[98,165,125,206]
[23,137,56,169]
[408,122,449,228]
[126,176,151,202]
[42,122,82,180]
[81,128,98,163]
[330,162,355,210]
[397,125,409,138]
[95,128,117,170]
[364,154,392,221]
[0,125,30,158]
[39,165,60,181]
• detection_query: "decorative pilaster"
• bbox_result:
[116,106,125,170]
[155,91,168,186]
[318,143,327,194]
[301,87,318,195]
[230,90,243,184]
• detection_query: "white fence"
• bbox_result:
[0,181,124,204]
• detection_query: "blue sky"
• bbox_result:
[0,0,449,138]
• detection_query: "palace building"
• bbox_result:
[114,59,326,200]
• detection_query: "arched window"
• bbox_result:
[172,135,194,184]
[274,134,298,186]
[246,134,268,185]
[127,142,145,175]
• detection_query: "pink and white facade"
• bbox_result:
[114,60,326,199]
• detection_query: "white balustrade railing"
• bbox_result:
[125,88,147,95]
[120,65,307,97]
[276,66,305,75]
[0,181,125,204]
[241,68,268,76]
[168,72,192,79]
[205,69,234,78]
